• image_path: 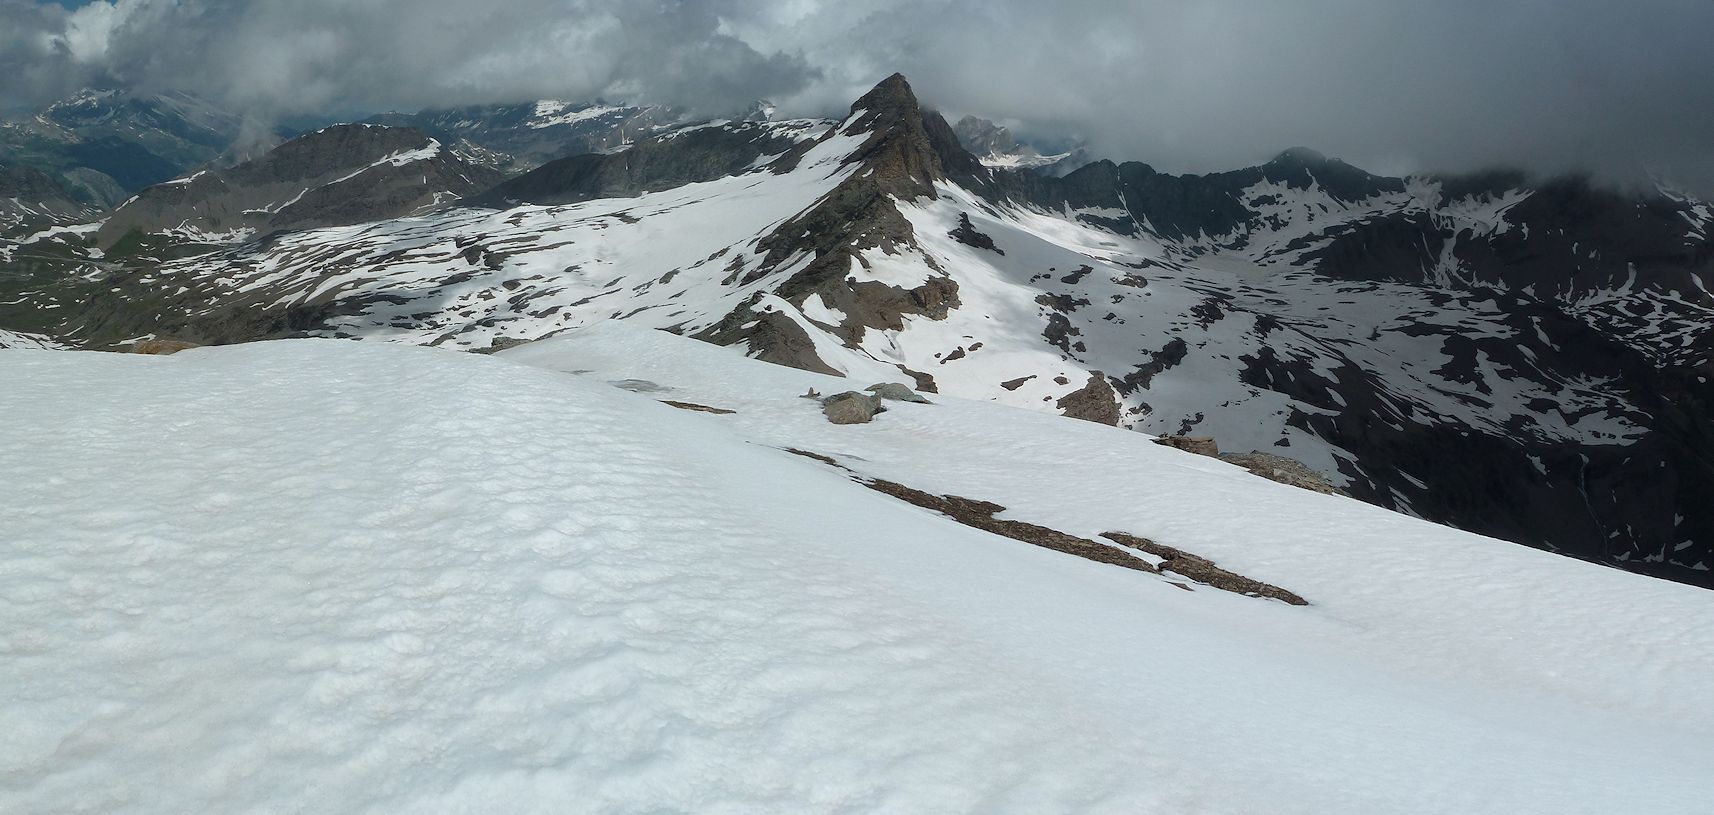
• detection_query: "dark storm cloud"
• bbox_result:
[6,0,1713,188]
[2,0,818,117]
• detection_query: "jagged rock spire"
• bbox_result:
[836,73,988,200]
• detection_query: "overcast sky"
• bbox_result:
[5,0,1713,188]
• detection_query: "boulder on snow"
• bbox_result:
[820,391,884,424]
[1153,435,1220,456]
[865,382,932,404]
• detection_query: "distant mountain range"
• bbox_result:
[364,100,679,172]
[0,89,249,208]
[2,76,1711,587]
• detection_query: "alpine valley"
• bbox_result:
[4,74,1711,588]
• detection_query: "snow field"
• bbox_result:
[3,324,1711,813]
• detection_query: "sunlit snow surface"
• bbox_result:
[3,329,1712,813]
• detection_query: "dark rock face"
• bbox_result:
[97,125,504,247]
[948,212,1003,254]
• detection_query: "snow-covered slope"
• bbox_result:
[4,327,1711,814]
[12,74,1714,587]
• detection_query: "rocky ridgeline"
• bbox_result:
[97,125,504,247]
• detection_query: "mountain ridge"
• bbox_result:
[3,73,1711,586]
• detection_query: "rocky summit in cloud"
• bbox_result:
[3,0,1713,192]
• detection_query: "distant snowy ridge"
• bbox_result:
[94,124,504,248]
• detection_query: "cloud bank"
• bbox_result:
[5,0,1713,188]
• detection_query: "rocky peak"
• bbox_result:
[1260,146,1403,201]
[1266,146,1331,167]
[697,75,981,381]
[741,100,777,123]
[952,116,1019,156]
[837,73,987,200]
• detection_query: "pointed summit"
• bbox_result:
[1268,146,1330,167]
[837,73,986,199]
[1260,145,1398,201]
[848,73,920,119]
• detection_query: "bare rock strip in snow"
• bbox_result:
[1154,435,1343,495]
[5,73,1713,586]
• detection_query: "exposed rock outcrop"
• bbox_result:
[1153,434,1343,495]
[1218,453,1343,496]
[705,74,969,371]
[1055,373,1121,425]
[1153,435,1220,457]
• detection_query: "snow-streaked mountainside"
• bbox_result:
[950,114,1088,175]
[4,74,1712,587]
[4,326,1711,814]
[365,99,679,172]
[0,163,97,235]
[0,327,67,350]
[96,124,505,248]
